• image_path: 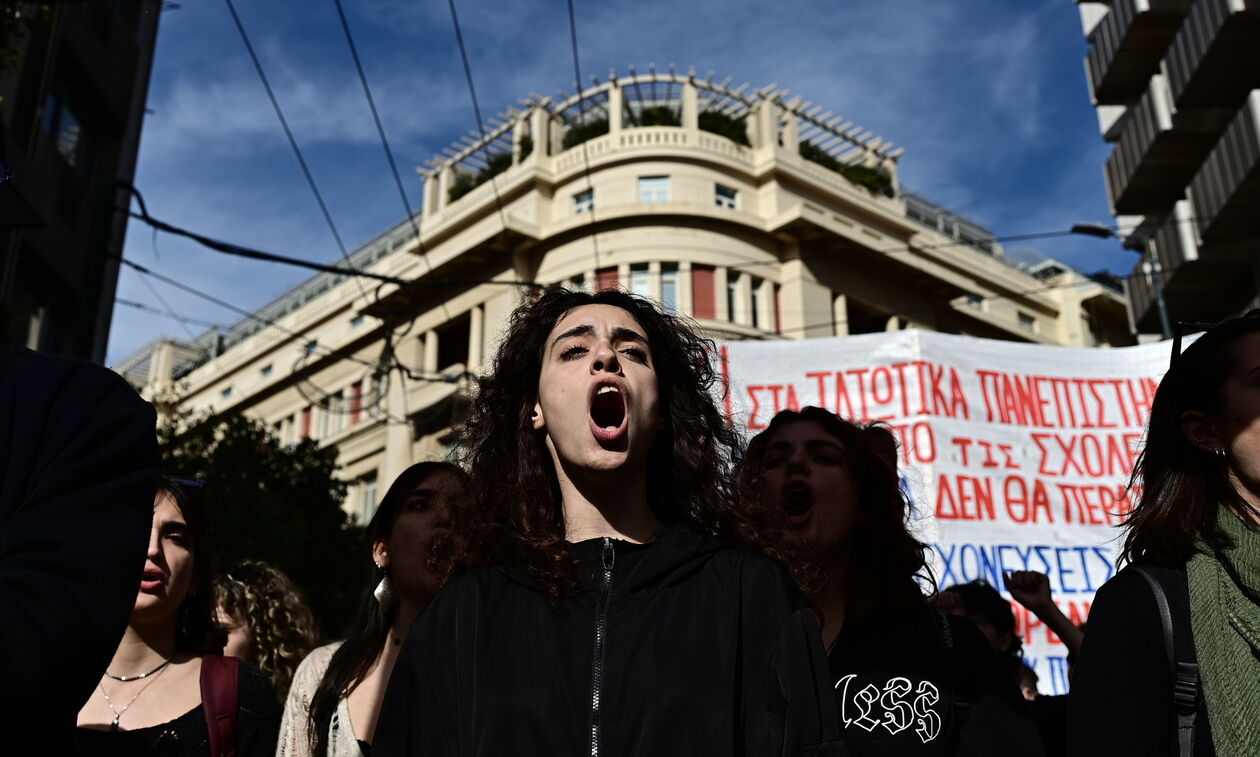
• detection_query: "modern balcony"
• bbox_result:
[1126,197,1254,330]
[1086,0,1194,105]
[1104,76,1220,214]
[1190,90,1260,242]
[1165,0,1260,109]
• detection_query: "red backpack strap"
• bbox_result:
[200,654,240,757]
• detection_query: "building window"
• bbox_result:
[303,340,318,356]
[715,184,738,209]
[260,364,273,378]
[350,314,365,328]
[596,267,618,292]
[638,176,670,203]
[750,277,764,330]
[1018,312,1038,333]
[630,265,650,298]
[220,386,233,400]
[774,284,783,334]
[692,265,716,319]
[301,406,312,440]
[574,188,594,214]
[660,264,679,313]
[350,381,363,425]
[436,312,471,371]
[965,294,984,310]
[42,91,91,172]
[727,275,740,324]
[568,273,587,292]
[361,474,378,522]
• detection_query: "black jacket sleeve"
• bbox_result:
[372,577,469,757]
[0,346,160,745]
[767,606,848,756]
[1067,566,1173,757]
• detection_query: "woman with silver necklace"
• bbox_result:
[75,478,281,755]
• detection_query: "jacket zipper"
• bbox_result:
[589,537,615,756]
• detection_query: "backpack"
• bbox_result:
[200,654,240,757]
[1132,564,1203,757]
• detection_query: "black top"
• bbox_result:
[828,604,1044,756]
[1067,564,1215,757]
[0,344,160,755]
[372,524,845,757]
[74,660,282,757]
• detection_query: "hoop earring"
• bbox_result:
[373,561,396,613]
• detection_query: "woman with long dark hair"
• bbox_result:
[1069,312,1260,757]
[277,461,467,757]
[738,407,1040,755]
[372,289,842,756]
[75,478,281,756]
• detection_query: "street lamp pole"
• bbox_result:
[1070,223,1174,340]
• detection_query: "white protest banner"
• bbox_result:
[717,330,1174,695]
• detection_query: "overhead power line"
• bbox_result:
[446,0,509,232]
[116,298,225,330]
[563,0,602,272]
[222,0,368,299]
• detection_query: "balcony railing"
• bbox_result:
[1086,0,1193,105]
[1105,76,1221,213]
[1165,0,1260,108]
[1190,90,1260,241]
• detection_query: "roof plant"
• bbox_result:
[798,140,894,197]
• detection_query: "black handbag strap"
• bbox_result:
[1133,564,1201,757]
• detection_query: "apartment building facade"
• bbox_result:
[1075,0,1260,332]
[117,70,1131,522]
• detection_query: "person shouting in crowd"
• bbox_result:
[76,478,281,756]
[1070,311,1260,757]
[373,289,843,757]
[738,407,1042,756]
[278,461,468,757]
[214,560,318,701]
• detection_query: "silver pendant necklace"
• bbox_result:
[104,656,172,682]
[98,662,171,731]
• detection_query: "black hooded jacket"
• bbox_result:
[373,524,846,756]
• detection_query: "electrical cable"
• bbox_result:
[563,0,602,273]
[116,298,224,330]
[136,269,202,341]
[222,0,369,300]
[445,0,510,233]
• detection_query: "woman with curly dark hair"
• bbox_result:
[738,408,1040,756]
[372,288,842,757]
[1069,312,1260,757]
[213,560,318,699]
[75,478,281,756]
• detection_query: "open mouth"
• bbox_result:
[139,567,163,591]
[589,381,628,442]
[782,481,814,525]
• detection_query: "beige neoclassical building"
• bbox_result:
[117,69,1133,522]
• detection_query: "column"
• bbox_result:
[833,293,848,337]
[679,261,694,316]
[781,99,800,155]
[681,79,698,130]
[423,330,439,373]
[383,369,412,487]
[468,305,485,372]
[422,171,440,218]
[608,81,624,134]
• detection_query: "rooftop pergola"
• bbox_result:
[420,66,905,208]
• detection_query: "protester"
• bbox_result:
[76,478,281,756]
[738,407,1042,755]
[0,343,160,754]
[1069,311,1260,757]
[1004,570,1080,757]
[372,289,843,756]
[277,461,468,757]
[939,579,1023,680]
[1003,570,1084,664]
[214,560,318,700]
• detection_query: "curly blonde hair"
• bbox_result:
[214,560,318,699]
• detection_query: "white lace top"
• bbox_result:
[277,642,363,757]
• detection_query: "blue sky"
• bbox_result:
[106,0,1131,365]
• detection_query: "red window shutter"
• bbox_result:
[692,265,716,319]
[350,382,363,425]
[301,407,312,440]
[596,267,619,292]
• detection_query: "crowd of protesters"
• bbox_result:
[1,291,1256,756]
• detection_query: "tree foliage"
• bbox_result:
[159,409,362,638]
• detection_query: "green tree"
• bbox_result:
[159,409,363,639]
